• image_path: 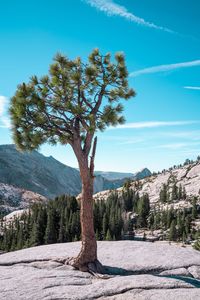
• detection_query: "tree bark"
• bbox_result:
[72,138,98,271]
[73,172,97,270]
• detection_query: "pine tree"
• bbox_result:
[159,184,168,203]
[153,211,161,230]
[30,207,46,246]
[95,229,100,240]
[29,221,40,247]
[58,211,65,243]
[106,229,112,241]
[123,185,133,211]
[192,197,198,220]
[134,192,140,212]
[182,187,187,200]
[171,183,178,201]
[161,210,167,230]
[185,216,191,237]
[45,208,57,244]
[137,194,150,228]
[182,231,186,244]
[169,220,176,241]
[148,212,154,230]
[167,207,174,228]
[10,49,135,270]
[194,239,200,251]
[178,184,183,200]
[176,211,183,241]
[102,213,108,239]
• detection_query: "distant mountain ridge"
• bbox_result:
[0,144,151,199]
[0,144,81,198]
[95,168,151,181]
[94,171,134,180]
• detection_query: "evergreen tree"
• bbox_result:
[123,186,134,211]
[182,187,187,200]
[153,211,161,230]
[167,207,174,228]
[169,220,176,241]
[171,183,178,201]
[45,208,57,244]
[176,211,183,241]
[30,206,46,246]
[185,216,191,237]
[192,197,198,220]
[137,194,150,228]
[178,184,183,200]
[106,229,112,241]
[95,229,100,240]
[30,221,41,247]
[10,49,135,270]
[182,231,186,244]
[102,213,108,239]
[133,192,140,212]
[58,211,65,243]
[193,238,200,251]
[161,210,168,230]
[159,184,168,203]
[148,212,154,230]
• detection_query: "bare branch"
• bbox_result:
[83,132,93,156]
[89,136,97,178]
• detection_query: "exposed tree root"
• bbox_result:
[87,260,111,279]
[52,257,111,279]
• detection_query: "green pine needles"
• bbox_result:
[10,49,135,151]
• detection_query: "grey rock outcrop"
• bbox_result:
[0,182,47,214]
[94,161,200,212]
[0,241,200,299]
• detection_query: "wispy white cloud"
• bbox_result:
[84,0,174,33]
[119,138,146,145]
[0,96,6,116]
[110,121,200,130]
[158,143,188,150]
[158,141,200,150]
[184,86,200,90]
[163,130,200,140]
[0,96,11,128]
[130,59,200,77]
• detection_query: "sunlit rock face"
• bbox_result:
[0,182,47,214]
[94,161,200,211]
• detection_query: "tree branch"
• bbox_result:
[83,132,93,156]
[89,136,97,178]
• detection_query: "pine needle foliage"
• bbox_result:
[10,49,135,151]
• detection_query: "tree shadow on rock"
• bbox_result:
[99,265,200,289]
[155,274,200,288]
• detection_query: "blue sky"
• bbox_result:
[0,0,200,172]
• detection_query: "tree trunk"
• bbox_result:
[70,137,103,273]
[72,162,97,271]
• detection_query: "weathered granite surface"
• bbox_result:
[94,162,200,212]
[0,241,200,300]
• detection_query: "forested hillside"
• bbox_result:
[1,183,200,252]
